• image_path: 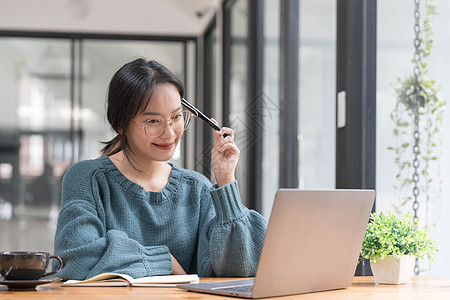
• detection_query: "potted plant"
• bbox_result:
[360,210,438,284]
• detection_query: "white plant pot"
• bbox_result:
[370,255,415,284]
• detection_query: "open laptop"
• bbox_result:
[177,189,375,298]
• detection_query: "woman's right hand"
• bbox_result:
[170,254,187,275]
[210,120,240,187]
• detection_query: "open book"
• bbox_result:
[62,273,200,287]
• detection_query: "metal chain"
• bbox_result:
[412,0,422,276]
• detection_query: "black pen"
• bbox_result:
[181,98,229,138]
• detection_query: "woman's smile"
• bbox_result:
[152,142,175,150]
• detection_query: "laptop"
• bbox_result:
[177,189,375,298]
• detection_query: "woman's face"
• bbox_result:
[126,83,184,163]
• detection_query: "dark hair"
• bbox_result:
[101,58,184,158]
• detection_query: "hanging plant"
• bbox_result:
[388,0,446,225]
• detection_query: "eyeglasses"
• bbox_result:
[133,109,195,138]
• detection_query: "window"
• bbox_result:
[377,0,450,277]
[227,0,251,207]
[0,35,194,253]
[299,0,336,190]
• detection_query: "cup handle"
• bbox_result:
[44,255,63,277]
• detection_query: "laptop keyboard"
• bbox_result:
[214,284,254,294]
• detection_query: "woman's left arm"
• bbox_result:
[196,182,268,277]
[196,121,267,277]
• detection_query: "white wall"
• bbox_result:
[0,0,217,36]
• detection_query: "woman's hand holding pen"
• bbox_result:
[211,119,240,187]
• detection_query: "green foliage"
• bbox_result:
[361,211,438,263]
[388,0,446,218]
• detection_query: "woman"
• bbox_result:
[53,58,267,280]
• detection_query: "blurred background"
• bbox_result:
[0,0,449,278]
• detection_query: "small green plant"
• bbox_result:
[360,210,438,263]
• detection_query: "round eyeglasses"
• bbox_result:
[133,109,194,138]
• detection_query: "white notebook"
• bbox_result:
[63,272,199,287]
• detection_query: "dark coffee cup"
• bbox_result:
[0,251,63,280]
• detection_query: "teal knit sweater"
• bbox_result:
[53,156,267,280]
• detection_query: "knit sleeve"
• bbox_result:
[196,180,267,277]
[53,161,172,280]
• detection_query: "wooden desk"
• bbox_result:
[1,276,450,299]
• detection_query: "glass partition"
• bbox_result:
[261,0,280,218]
[228,0,250,207]
[0,37,72,253]
[377,1,450,277]
[298,0,336,189]
[0,36,191,254]
[198,20,218,179]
